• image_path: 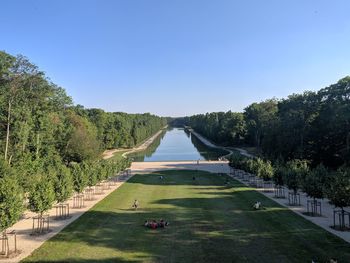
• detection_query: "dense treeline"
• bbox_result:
[75,107,167,150]
[0,51,166,232]
[188,111,246,146]
[188,77,350,168]
[189,77,350,226]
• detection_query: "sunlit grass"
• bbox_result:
[23,170,350,263]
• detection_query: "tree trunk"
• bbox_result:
[22,120,28,153]
[313,197,317,215]
[4,100,11,163]
[255,130,260,149]
[35,133,40,158]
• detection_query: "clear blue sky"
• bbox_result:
[1,0,350,117]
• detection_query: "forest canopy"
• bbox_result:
[0,51,166,231]
[187,77,350,168]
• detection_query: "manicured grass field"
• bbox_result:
[23,170,350,262]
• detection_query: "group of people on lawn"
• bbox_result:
[132,200,170,229]
[144,219,169,229]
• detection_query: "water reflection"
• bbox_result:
[128,128,228,162]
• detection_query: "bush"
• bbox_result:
[254,158,274,181]
[0,176,24,232]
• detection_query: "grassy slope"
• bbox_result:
[23,170,350,263]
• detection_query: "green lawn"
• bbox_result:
[23,170,350,263]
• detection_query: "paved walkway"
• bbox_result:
[131,160,230,174]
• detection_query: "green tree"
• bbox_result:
[71,164,87,193]
[284,160,309,194]
[272,162,286,187]
[244,99,278,149]
[302,164,328,201]
[0,175,24,232]
[29,178,55,215]
[65,112,101,162]
[54,166,73,203]
[326,168,350,228]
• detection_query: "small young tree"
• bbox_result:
[326,168,350,229]
[229,153,246,170]
[245,158,256,174]
[0,175,24,233]
[84,162,97,187]
[105,161,114,179]
[284,160,309,195]
[273,163,285,187]
[71,163,87,193]
[302,164,327,201]
[54,165,73,203]
[256,159,274,181]
[96,162,107,182]
[29,178,55,216]
[302,164,328,215]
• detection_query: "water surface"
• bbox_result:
[128,128,227,162]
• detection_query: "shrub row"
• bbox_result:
[0,157,131,232]
[229,153,350,212]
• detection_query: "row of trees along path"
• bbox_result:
[187,127,350,243]
[2,165,133,263]
[227,156,350,243]
[0,51,166,261]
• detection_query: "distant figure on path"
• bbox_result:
[197,159,199,165]
[132,199,139,210]
[159,175,163,179]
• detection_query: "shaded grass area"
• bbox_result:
[23,170,350,262]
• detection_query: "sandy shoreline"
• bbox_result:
[102,127,166,160]
[187,128,233,159]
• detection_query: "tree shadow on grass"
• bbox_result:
[127,170,228,186]
[23,171,350,263]
[23,201,350,263]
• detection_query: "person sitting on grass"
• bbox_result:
[144,219,169,229]
[150,220,158,229]
[253,201,261,210]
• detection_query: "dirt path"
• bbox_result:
[102,127,166,160]
[188,129,233,159]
